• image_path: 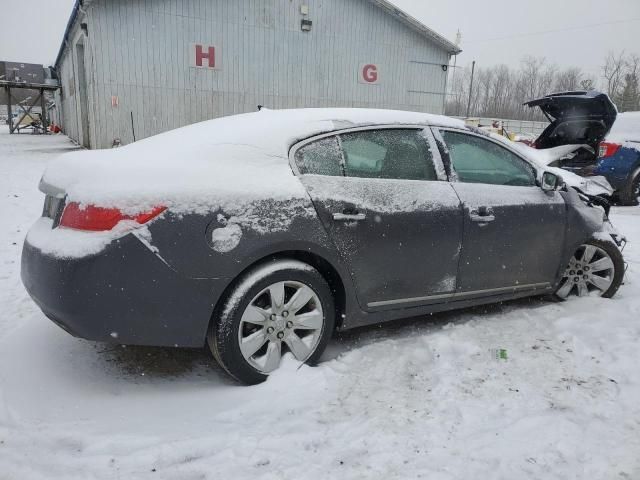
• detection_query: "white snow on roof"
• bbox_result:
[606,111,640,143]
[367,0,461,54]
[41,109,464,213]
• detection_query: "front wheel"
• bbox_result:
[554,238,624,300]
[208,260,335,385]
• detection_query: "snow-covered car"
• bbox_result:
[21,109,626,384]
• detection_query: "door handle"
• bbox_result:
[333,212,366,222]
[470,213,495,223]
[469,207,495,223]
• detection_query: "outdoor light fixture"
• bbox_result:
[301,19,312,32]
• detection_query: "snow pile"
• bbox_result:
[511,143,590,167]
[2,127,640,478]
[210,223,243,253]
[25,217,128,258]
[606,111,640,143]
[41,108,464,214]
[303,175,459,214]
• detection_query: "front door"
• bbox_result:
[293,128,463,310]
[435,128,567,295]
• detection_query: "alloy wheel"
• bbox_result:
[555,244,616,298]
[237,281,324,374]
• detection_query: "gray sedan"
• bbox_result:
[21,109,625,384]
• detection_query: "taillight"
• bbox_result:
[598,142,621,158]
[59,203,166,231]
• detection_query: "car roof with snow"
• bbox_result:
[42,109,464,212]
[606,111,640,143]
[127,108,466,157]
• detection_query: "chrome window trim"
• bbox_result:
[288,124,449,182]
[367,282,552,308]
[433,126,541,186]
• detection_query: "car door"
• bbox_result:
[434,128,567,296]
[292,127,463,311]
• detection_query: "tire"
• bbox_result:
[619,171,640,206]
[553,237,625,300]
[208,260,335,385]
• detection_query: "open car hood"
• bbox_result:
[509,141,614,197]
[524,91,617,149]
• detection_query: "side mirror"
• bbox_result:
[541,171,560,192]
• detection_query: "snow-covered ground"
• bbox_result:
[1,125,639,479]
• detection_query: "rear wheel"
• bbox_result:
[208,260,335,385]
[554,238,624,300]
[619,172,640,206]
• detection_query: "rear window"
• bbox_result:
[294,137,343,176]
[339,129,436,181]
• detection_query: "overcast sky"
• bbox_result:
[0,0,638,80]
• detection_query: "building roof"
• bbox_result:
[367,0,461,54]
[55,0,461,69]
[54,0,85,69]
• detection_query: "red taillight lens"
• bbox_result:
[598,142,621,158]
[59,203,166,231]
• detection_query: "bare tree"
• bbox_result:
[602,51,627,101]
[554,68,583,92]
[619,54,640,112]
[444,51,640,119]
[580,78,595,90]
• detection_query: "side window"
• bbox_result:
[340,129,437,181]
[440,130,536,187]
[294,136,343,176]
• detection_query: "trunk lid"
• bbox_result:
[524,91,617,150]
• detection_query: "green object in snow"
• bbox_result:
[491,348,508,360]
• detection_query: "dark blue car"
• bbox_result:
[594,112,640,205]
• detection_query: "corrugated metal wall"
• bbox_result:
[58,0,451,149]
[55,12,91,147]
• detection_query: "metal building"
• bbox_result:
[54,0,460,149]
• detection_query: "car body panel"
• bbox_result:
[595,144,640,190]
[450,182,567,292]
[593,112,640,197]
[430,126,569,293]
[300,174,464,311]
[21,232,221,347]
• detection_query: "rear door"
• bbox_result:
[434,128,567,296]
[292,127,463,311]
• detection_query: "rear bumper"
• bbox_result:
[21,232,224,347]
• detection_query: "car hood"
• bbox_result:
[524,91,617,149]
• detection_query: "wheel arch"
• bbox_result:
[207,248,351,339]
